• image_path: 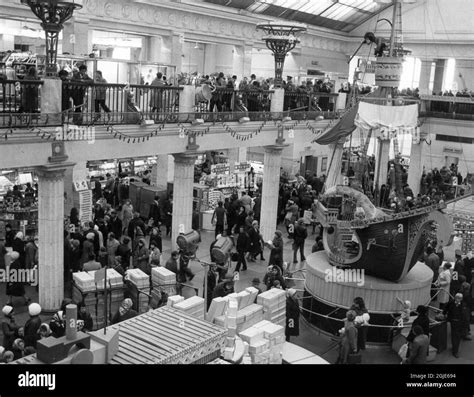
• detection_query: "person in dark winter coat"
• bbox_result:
[268,230,284,273]
[263,266,286,291]
[81,233,96,265]
[149,227,163,253]
[337,310,358,364]
[148,196,161,228]
[109,210,123,239]
[403,325,429,364]
[248,221,265,261]
[24,303,42,348]
[128,212,146,240]
[285,288,300,342]
[2,305,17,350]
[292,218,307,266]
[12,232,26,267]
[407,305,431,342]
[112,298,137,324]
[116,237,132,269]
[235,226,250,272]
[6,251,29,306]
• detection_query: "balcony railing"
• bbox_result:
[420,94,474,120]
[2,81,473,129]
[61,82,182,125]
[0,79,44,126]
[283,92,339,112]
[194,88,274,113]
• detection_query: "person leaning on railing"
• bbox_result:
[20,66,40,114]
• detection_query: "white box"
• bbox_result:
[239,327,264,345]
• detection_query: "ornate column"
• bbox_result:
[37,162,74,312]
[171,152,198,250]
[260,144,286,242]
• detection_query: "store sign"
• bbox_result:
[211,163,230,175]
[79,190,93,225]
[234,162,251,173]
[73,179,89,192]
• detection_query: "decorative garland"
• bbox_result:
[106,123,166,143]
[222,120,267,141]
[177,123,210,138]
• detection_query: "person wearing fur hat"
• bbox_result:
[133,237,150,274]
[2,350,14,363]
[81,232,96,265]
[11,338,25,360]
[2,305,17,350]
[77,301,93,332]
[24,303,42,348]
[248,220,265,262]
[285,288,300,342]
[6,251,30,306]
[337,310,358,364]
[112,298,137,324]
[268,230,284,273]
[263,265,286,291]
[38,323,52,339]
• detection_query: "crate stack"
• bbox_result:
[239,320,285,364]
[88,269,124,329]
[72,272,96,326]
[173,296,206,320]
[126,268,150,313]
[72,270,125,330]
[257,289,286,327]
[211,287,263,333]
[151,267,177,307]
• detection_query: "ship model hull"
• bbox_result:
[316,189,454,282]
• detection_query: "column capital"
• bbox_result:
[172,152,199,165]
[36,162,76,180]
[264,144,288,154]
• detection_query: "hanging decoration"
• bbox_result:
[106,123,167,143]
[177,123,210,138]
[223,120,267,141]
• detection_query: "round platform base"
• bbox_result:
[303,251,433,343]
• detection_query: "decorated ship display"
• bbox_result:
[312,0,462,282]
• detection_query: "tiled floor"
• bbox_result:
[1,223,472,364]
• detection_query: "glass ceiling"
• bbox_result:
[203,0,393,32]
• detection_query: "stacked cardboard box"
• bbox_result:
[214,303,264,333]
[173,296,205,320]
[151,267,177,296]
[73,272,95,292]
[239,320,285,364]
[126,268,150,313]
[167,295,185,307]
[72,271,124,331]
[257,289,286,327]
[87,269,124,290]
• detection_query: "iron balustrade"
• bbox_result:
[283,91,339,112]
[420,94,474,120]
[195,88,274,113]
[0,79,44,125]
[61,81,182,125]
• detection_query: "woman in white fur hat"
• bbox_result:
[2,305,17,350]
[24,303,42,348]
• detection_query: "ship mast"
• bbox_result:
[373,0,403,206]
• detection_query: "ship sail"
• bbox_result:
[314,103,359,145]
[355,101,419,130]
